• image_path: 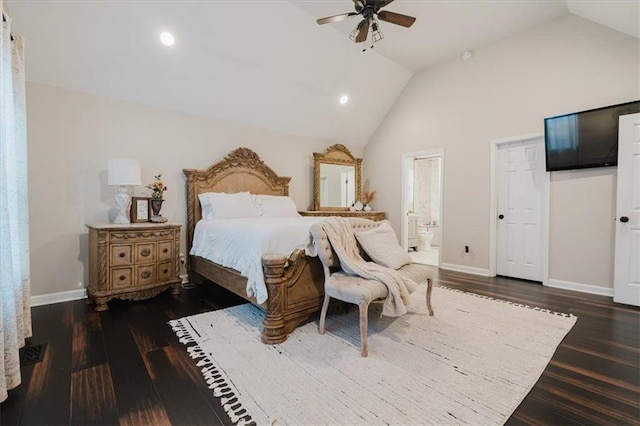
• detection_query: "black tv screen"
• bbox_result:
[544,100,640,172]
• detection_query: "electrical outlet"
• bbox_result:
[464,245,470,254]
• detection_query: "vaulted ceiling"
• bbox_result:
[6,1,638,150]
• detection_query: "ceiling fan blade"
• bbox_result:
[355,19,370,43]
[377,10,416,27]
[317,12,358,25]
[377,0,395,8]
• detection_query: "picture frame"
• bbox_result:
[130,197,151,223]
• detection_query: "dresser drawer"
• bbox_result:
[136,264,156,286]
[111,245,133,266]
[135,242,156,263]
[157,241,173,261]
[110,267,133,289]
[157,260,175,282]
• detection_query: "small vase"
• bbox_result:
[364,204,372,212]
[150,199,168,223]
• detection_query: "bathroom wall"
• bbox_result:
[413,158,441,226]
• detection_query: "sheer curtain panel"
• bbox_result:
[0,6,32,403]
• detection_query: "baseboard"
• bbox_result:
[439,263,490,277]
[546,279,613,297]
[31,289,87,307]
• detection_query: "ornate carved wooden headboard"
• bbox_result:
[182,147,291,252]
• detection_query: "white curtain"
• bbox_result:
[0,6,32,403]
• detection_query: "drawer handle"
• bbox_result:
[163,248,168,253]
[119,275,126,281]
[163,269,168,274]
[119,252,126,258]
[140,271,151,279]
[140,248,151,257]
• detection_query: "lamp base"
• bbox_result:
[113,186,131,224]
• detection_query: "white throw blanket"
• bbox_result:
[320,217,417,317]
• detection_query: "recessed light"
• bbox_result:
[160,32,175,46]
[339,95,349,105]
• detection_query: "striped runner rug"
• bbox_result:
[170,285,576,425]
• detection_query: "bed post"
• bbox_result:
[261,254,288,344]
[183,169,196,277]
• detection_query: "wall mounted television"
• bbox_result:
[544,100,640,172]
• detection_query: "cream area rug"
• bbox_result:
[170,285,577,425]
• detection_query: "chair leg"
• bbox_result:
[319,294,331,334]
[426,279,434,316]
[359,302,369,357]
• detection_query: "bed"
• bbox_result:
[183,147,325,344]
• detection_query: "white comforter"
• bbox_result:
[190,217,324,304]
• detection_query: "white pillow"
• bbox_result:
[198,192,261,220]
[254,195,300,218]
[355,222,412,270]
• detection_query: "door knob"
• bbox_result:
[498,214,504,220]
[620,216,629,223]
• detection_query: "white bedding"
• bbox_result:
[190,217,324,304]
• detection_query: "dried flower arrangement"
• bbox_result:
[362,190,376,205]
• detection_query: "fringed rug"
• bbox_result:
[170,285,576,425]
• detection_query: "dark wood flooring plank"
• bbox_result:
[551,348,640,390]
[544,364,640,408]
[72,301,107,372]
[549,359,640,393]
[537,374,640,424]
[98,300,172,425]
[118,397,171,426]
[527,391,615,425]
[144,345,231,425]
[70,364,119,425]
[507,394,583,426]
[19,302,74,425]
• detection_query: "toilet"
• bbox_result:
[417,226,433,251]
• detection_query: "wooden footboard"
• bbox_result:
[262,249,325,343]
[190,249,325,344]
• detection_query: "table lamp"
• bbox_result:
[108,159,141,224]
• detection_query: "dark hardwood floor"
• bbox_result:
[1,269,638,425]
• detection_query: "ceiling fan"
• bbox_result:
[316,0,416,45]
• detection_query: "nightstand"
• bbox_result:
[86,223,181,311]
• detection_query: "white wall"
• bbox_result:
[364,15,639,288]
[26,83,348,297]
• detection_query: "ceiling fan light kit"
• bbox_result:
[317,0,415,48]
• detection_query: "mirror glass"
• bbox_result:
[319,163,356,208]
[313,144,362,211]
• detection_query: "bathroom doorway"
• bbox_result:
[401,149,444,267]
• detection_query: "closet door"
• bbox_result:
[496,139,544,282]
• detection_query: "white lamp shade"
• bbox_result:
[108,159,141,186]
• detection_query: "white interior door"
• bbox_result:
[497,139,544,281]
[614,113,640,306]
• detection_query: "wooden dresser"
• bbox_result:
[86,223,181,311]
[299,210,386,221]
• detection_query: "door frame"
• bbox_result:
[489,133,550,285]
[401,148,445,265]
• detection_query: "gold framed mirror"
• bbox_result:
[313,144,362,211]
